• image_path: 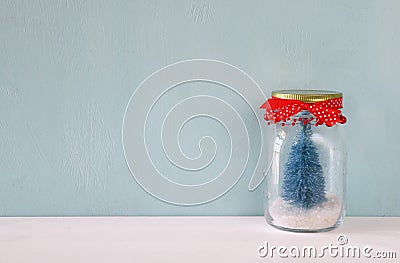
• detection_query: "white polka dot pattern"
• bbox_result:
[260,97,347,127]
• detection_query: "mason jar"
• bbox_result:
[260,90,347,232]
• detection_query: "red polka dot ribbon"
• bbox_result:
[260,97,347,127]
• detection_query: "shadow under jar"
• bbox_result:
[260,90,347,232]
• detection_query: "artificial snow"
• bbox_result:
[268,192,342,230]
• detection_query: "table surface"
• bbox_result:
[0,217,399,263]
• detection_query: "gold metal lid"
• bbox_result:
[271,90,342,103]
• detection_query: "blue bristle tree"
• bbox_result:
[281,121,327,208]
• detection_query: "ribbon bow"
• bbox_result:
[260,97,347,127]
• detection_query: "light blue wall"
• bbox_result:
[1,0,399,216]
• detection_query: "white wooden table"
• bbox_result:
[0,217,399,262]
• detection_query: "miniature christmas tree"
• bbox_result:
[281,121,327,208]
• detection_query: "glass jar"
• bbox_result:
[261,90,347,232]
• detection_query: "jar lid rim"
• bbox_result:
[271,90,342,103]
